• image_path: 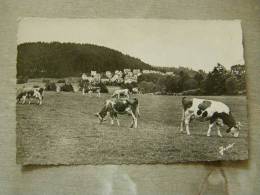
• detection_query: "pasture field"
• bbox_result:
[16,92,248,164]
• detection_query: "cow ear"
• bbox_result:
[94,113,99,117]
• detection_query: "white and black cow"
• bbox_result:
[17,87,44,105]
[82,83,101,97]
[132,87,140,94]
[83,86,101,97]
[112,89,130,99]
[95,97,140,128]
[180,97,241,137]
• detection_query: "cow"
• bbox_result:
[17,87,44,105]
[87,86,101,97]
[132,87,140,94]
[95,97,140,128]
[180,97,241,137]
[112,89,130,99]
[82,82,101,97]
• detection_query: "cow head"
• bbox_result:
[95,113,104,123]
[94,106,108,123]
[226,122,241,137]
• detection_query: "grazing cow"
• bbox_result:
[132,87,140,94]
[83,85,101,97]
[17,87,44,105]
[95,97,140,128]
[112,89,130,98]
[180,97,241,137]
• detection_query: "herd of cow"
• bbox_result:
[16,86,242,138]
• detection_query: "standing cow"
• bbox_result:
[82,81,101,97]
[112,89,130,99]
[95,97,140,128]
[17,87,44,105]
[180,97,241,137]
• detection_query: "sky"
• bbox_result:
[17,18,244,71]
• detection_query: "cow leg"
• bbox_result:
[184,115,191,135]
[39,97,42,105]
[22,96,26,104]
[216,125,222,137]
[107,112,114,125]
[127,110,137,128]
[82,88,85,95]
[116,118,120,126]
[207,122,214,137]
[132,113,138,128]
[110,117,114,125]
[182,111,191,135]
[113,113,120,126]
[180,109,185,132]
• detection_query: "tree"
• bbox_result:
[225,76,239,95]
[183,78,199,91]
[203,63,228,95]
[138,81,157,93]
[194,70,205,87]
[178,71,190,92]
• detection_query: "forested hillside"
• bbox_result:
[17,42,154,78]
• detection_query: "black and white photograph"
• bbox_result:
[16,18,248,165]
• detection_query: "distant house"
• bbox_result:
[231,65,245,76]
[142,70,150,74]
[115,70,123,77]
[93,73,101,83]
[127,71,133,77]
[81,73,88,80]
[124,74,137,84]
[101,78,110,84]
[133,69,141,75]
[105,71,112,79]
[166,72,175,76]
[111,74,124,83]
[123,69,131,74]
[143,70,164,75]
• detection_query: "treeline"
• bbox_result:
[137,64,246,95]
[17,42,153,78]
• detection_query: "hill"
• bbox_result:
[17,42,153,78]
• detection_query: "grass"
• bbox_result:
[16,92,248,165]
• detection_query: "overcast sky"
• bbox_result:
[17,18,244,71]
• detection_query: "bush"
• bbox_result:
[42,79,50,83]
[120,82,137,92]
[57,79,66,83]
[97,82,108,93]
[17,76,28,84]
[182,88,202,95]
[60,83,74,92]
[45,82,57,91]
[138,81,156,93]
